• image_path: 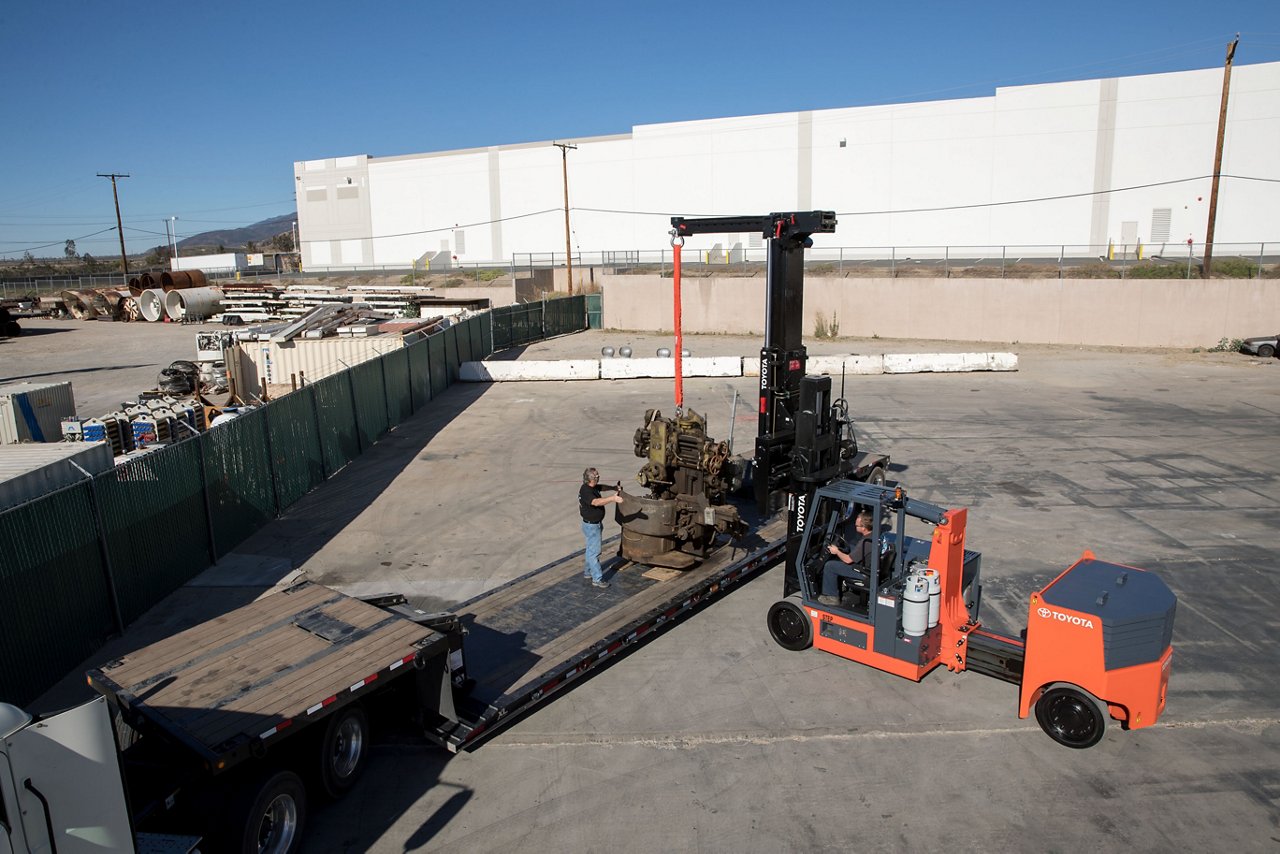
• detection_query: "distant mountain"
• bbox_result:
[177,213,296,252]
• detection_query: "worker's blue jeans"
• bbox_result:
[582,520,604,582]
[822,559,867,598]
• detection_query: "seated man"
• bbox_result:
[818,510,875,607]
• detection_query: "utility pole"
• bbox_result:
[1203,34,1239,278]
[552,141,577,295]
[97,172,130,277]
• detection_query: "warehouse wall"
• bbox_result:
[295,62,1280,270]
[601,275,1280,349]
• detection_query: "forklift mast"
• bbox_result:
[670,211,838,516]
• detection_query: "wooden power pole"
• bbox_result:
[552,142,577,295]
[97,172,131,277]
[1203,35,1239,278]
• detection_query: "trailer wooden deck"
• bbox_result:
[440,515,788,750]
[89,581,449,769]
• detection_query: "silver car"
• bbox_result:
[1241,334,1279,359]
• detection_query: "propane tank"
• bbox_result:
[921,568,941,628]
[902,574,930,637]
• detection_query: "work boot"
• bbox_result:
[592,579,611,589]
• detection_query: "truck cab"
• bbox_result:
[1,697,146,854]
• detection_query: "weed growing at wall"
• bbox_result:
[814,311,840,339]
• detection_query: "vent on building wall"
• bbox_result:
[336,186,359,200]
[1151,208,1172,243]
[454,230,466,255]
[306,188,327,202]
[749,232,763,249]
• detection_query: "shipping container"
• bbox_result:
[171,253,246,273]
[0,381,77,444]
[231,335,407,390]
[0,441,112,511]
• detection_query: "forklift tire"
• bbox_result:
[866,466,886,486]
[227,768,307,854]
[767,599,812,651]
[318,705,369,799]
[1034,685,1106,749]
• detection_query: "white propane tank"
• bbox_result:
[921,568,941,628]
[902,574,930,637]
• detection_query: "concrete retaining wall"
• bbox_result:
[600,275,1280,348]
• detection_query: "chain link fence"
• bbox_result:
[0,303,584,706]
[512,241,1278,280]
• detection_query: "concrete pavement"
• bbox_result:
[27,328,1280,851]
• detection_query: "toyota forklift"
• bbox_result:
[766,479,1176,748]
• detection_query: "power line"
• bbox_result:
[0,226,119,255]
[298,207,562,244]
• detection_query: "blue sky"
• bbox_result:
[1,1,1277,259]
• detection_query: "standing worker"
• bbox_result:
[580,467,623,588]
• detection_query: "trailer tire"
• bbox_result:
[228,769,306,854]
[318,705,369,799]
[767,599,812,651]
[866,466,886,486]
[1034,684,1106,749]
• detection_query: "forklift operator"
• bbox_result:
[818,510,875,605]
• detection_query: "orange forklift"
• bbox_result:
[766,480,1176,748]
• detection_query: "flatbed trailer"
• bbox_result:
[0,581,466,853]
[434,515,789,751]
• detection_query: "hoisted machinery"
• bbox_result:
[615,211,890,571]
[617,408,748,568]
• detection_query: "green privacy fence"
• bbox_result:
[491,294,587,350]
[0,306,586,707]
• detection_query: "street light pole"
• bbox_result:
[552,141,577,295]
[170,216,179,268]
[98,172,130,277]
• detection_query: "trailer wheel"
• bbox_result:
[767,599,812,651]
[318,705,369,799]
[1034,685,1106,749]
[866,466,886,486]
[228,769,306,854]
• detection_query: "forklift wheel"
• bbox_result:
[767,599,812,651]
[1034,685,1106,749]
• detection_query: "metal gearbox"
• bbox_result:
[617,408,747,568]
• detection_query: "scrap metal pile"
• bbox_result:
[618,408,748,568]
[58,270,222,324]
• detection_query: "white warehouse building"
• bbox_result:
[294,61,1280,271]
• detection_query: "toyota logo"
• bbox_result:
[1037,607,1050,618]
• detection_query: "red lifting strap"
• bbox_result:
[672,242,683,409]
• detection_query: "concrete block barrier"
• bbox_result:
[846,355,886,374]
[599,356,743,380]
[882,352,1018,373]
[461,360,600,381]
[464,353,1015,382]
